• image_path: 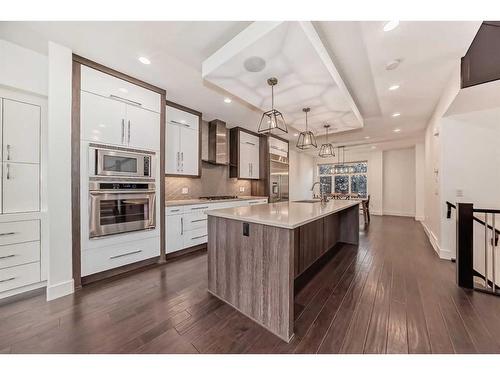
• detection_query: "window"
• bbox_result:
[317,161,368,197]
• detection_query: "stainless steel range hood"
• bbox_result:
[206,119,228,165]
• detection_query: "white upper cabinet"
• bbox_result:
[165,105,200,176]
[2,99,40,164]
[80,66,161,151]
[269,136,288,157]
[237,130,260,180]
[81,65,161,113]
[126,104,160,151]
[81,91,126,146]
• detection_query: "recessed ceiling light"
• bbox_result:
[364,136,370,139]
[389,84,400,91]
[293,133,299,137]
[138,56,151,65]
[392,112,401,117]
[119,88,128,93]
[383,21,400,32]
[371,145,377,149]
[224,98,232,104]
[393,128,401,133]
[385,59,402,71]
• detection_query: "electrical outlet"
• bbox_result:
[181,187,189,195]
[239,186,245,193]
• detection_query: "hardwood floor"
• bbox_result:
[2,215,500,354]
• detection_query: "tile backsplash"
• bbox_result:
[165,162,251,200]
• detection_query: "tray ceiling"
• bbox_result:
[202,21,363,135]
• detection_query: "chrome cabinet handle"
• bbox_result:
[127,120,131,144]
[170,209,180,212]
[6,164,10,180]
[181,152,184,171]
[0,254,16,260]
[170,120,190,127]
[181,217,184,235]
[191,218,207,223]
[245,141,255,146]
[109,94,142,107]
[109,250,142,260]
[191,206,208,210]
[191,234,207,240]
[0,277,15,283]
[121,119,125,143]
[0,232,16,236]
[6,144,11,160]
[176,152,180,171]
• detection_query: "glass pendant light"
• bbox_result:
[296,107,317,149]
[258,77,288,134]
[318,124,335,158]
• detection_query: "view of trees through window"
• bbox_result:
[318,161,368,197]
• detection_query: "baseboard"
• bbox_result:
[371,210,383,216]
[0,281,46,300]
[415,215,425,222]
[420,221,453,260]
[439,248,454,260]
[383,210,415,217]
[46,279,74,301]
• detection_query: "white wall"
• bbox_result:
[46,42,74,301]
[289,149,314,201]
[415,142,425,221]
[383,148,416,217]
[0,39,48,96]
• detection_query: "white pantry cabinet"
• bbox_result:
[2,163,39,213]
[230,128,260,180]
[165,105,200,176]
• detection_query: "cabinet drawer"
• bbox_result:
[239,131,259,146]
[247,199,268,206]
[166,206,184,215]
[167,106,199,130]
[0,220,40,246]
[0,262,40,293]
[81,65,161,113]
[0,241,40,269]
[183,227,208,248]
[183,212,208,231]
[185,204,211,213]
[82,236,160,276]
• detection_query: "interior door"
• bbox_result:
[2,163,39,213]
[179,127,199,176]
[126,105,160,151]
[81,91,126,146]
[2,99,40,164]
[165,123,181,174]
[166,214,184,253]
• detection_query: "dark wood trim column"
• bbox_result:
[457,203,474,289]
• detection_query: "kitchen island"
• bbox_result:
[206,200,360,342]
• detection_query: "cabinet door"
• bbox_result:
[126,105,160,151]
[167,106,199,130]
[179,127,199,176]
[166,123,181,174]
[2,99,40,164]
[3,163,39,213]
[239,142,252,179]
[81,91,127,145]
[166,214,184,253]
[249,143,260,179]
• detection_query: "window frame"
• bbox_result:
[317,160,368,197]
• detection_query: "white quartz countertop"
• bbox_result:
[206,200,360,229]
[165,196,268,207]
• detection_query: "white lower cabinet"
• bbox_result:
[81,236,160,276]
[166,198,267,254]
[0,262,40,293]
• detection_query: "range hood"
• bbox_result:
[206,119,229,165]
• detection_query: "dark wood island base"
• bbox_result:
[207,203,359,342]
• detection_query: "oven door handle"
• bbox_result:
[89,190,156,195]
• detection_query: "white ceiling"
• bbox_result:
[0,20,481,154]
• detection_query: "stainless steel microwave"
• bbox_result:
[90,145,154,179]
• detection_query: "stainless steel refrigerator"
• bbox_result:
[269,153,289,203]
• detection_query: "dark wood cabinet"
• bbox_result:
[298,218,324,274]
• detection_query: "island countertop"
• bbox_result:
[206,200,360,229]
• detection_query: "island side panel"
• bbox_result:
[339,203,360,245]
[207,216,294,342]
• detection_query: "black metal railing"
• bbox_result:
[446,201,500,296]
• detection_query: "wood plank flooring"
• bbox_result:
[1,215,500,354]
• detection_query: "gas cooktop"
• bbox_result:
[199,195,239,201]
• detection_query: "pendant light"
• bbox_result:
[318,124,335,158]
[258,77,287,134]
[296,107,317,149]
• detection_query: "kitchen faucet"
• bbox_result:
[311,181,329,204]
